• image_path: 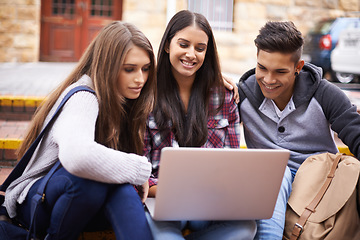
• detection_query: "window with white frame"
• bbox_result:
[188,0,234,31]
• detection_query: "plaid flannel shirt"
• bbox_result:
[144,88,240,187]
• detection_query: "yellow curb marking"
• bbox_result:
[0,96,45,107]
[240,144,351,155]
[0,139,22,149]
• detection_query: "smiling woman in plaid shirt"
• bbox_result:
[143,10,256,240]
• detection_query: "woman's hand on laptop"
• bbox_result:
[148,185,157,198]
[137,181,150,203]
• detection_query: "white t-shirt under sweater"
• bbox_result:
[4,75,151,218]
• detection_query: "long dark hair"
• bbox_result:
[154,10,224,147]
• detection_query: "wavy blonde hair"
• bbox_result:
[17,21,156,159]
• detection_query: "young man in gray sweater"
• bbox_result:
[236,21,360,239]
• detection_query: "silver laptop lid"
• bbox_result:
[147,147,289,221]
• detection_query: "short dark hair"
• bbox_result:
[254,21,304,63]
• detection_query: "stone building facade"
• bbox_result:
[0,0,359,75]
[0,0,40,62]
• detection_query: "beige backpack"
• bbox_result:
[283,153,360,240]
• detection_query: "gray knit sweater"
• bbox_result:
[4,75,151,218]
[238,63,360,170]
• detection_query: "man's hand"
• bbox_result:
[223,75,239,104]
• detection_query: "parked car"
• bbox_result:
[302,17,360,82]
[331,28,360,83]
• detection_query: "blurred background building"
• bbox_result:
[0,0,359,76]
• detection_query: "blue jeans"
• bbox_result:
[146,212,256,240]
[0,220,28,240]
[254,166,293,240]
[16,166,153,240]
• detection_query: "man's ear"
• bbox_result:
[295,60,305,73]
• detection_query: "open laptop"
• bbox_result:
[145,147,289,221]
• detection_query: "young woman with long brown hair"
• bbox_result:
[2,21,155,240]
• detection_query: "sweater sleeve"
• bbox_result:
[316,80,360,159]
[51,91,151,185]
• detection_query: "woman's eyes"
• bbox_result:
[124,66,150,73]
[179,43,188,48]
[179,43,206,52]
[142,66,150,72]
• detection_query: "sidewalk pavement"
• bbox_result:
[0,62,76,96]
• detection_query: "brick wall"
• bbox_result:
[0,149,18,166]
[0,0,40,62]
[0,96,44,120]
[0,120,29,165]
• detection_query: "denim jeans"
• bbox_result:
[0,220,28,240]
[146,212,257,240]
[16,166,153,240]
[254,166,293,240]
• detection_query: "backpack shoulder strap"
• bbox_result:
[0,86,95,192]
[289,153,343,240]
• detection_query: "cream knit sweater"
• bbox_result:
[4,75,151,218]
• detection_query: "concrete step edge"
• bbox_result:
[0,139,22,149]
[0,96,46,108]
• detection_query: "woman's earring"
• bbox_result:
[295,72,299,77]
